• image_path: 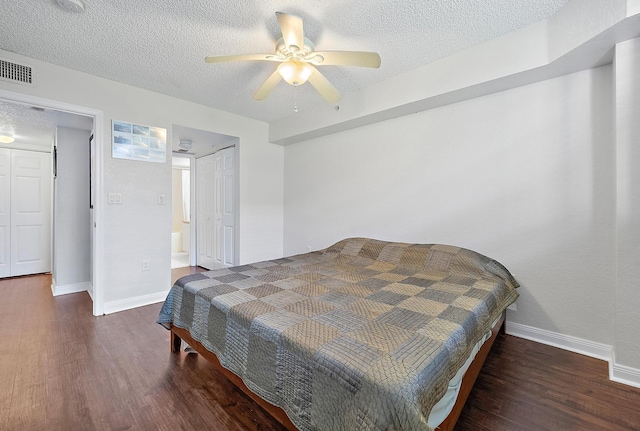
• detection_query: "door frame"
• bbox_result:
[0,88,105,316]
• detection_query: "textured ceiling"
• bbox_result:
[0,100,93,150]
[0,0,568,124]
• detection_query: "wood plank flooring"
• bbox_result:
[1,272,639,430]
[456,332,640,431]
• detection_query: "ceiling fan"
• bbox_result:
[204,12,381,103]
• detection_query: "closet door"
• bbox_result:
[196,154,215,270]
[10,150,51,276]
[0,149,10,278]
[216,147,235,267]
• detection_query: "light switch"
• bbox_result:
[108,192,122,204]
[158,194,166,205]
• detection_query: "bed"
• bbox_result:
[158,238,519,431]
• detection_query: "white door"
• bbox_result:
[0,149,10,278]
[219,147,235,267]
[196,154,215,270]
[10,150,51,276]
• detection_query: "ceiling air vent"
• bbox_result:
[0,58,34,86]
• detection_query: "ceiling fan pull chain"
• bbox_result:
[293,83,299,113]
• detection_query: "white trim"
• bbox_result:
[92,111,104,316]
[52,281,90,296]
[103,290,170,315]
[0,88,105,316]
[611,354,640,389]
[506,322,613,361]
[506,321,640,388]
[190,153,197,267]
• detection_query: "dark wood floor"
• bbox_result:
[1,272,639,431]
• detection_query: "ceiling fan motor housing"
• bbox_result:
[275,37,315,60]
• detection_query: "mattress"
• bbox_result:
[175,316,497,429]
[427,316,499,428]
[158,238,519,431]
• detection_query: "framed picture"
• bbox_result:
[112,120,166,163]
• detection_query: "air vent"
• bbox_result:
[0,58,34,86]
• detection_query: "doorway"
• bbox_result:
[171,155,191,268]
[0,90,104,315]
[171,124,239,270]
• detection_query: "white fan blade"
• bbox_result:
[253,70,282,100]
[307,67,341,103]
[276,12,304,52]
[205,54,280,63]
[309,51,381,68]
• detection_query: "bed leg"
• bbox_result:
[499,319,506,337]
[171,330,182,353]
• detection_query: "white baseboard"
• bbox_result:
[51,281,91,297]
[611,356,640,389]
[506,322,613,361]
[506,321,640,389]
[103,290,170,315]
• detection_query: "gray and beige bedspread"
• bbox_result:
[157,238,519,431]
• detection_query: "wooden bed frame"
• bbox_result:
[170,312,506,431]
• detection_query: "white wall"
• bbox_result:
[0,48,284,313]
[614,38,640,372]
[53,127,91,289]
[171,168,183,233]
[284,65,618,357]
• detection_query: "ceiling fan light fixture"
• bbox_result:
[0,134,15,144]
[277,61,313,86]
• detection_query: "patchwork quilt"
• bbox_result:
[158,238,519,431]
